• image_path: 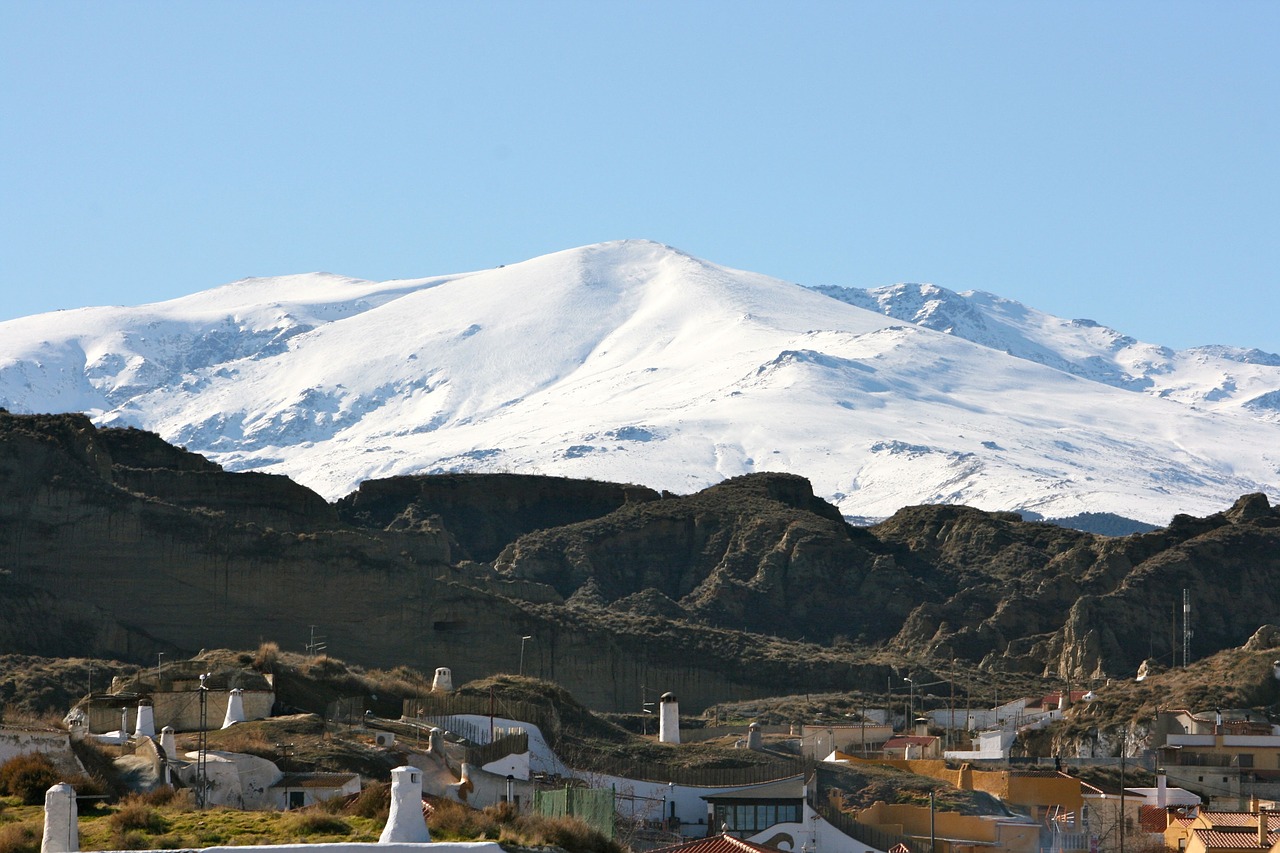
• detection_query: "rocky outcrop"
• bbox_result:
[3,412,1278,710]
[335,473,659,562]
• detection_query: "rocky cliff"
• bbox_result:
[2,412,1278,712]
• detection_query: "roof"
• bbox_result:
[1035,691,1091,708]
[1139,806,1172,834]
[1191,828,1280,849]
[884,736,939,748]
[1198,814,1280,830]
[649,834,782,853]
[271,773,359,789]
[702,776,805,802]
[1126,787,1203,806]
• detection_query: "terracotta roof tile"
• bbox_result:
[1199,814,1280,830]
[1192,828,1280,849]
[650,833,783,853]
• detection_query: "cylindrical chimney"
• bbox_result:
[659,693,681,744]
[747,722,763,751]
[432,667,453,693]
[222,688,245,728]
[134,701,155,739]
[1157,769,1167,808]
[160,727,176,760]
[41,782,78,853]
[379,766,430,843]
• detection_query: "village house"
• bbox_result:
[1155,711,1280,808]
[1164,809,1280,853]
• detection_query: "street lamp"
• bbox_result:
[519,636,533,676]
[904,676,914,727]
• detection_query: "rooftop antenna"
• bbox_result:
[1182,589,1192,668]
[306,625,327,656]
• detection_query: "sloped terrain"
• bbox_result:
[1,413,1278,714]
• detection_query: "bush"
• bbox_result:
[0,753,60,805]
[286,812,352,836]
[109,800,170,834]
[0,822,40,853]
[344,781,390,819]
[253,641,281,672]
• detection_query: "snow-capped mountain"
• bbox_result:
[812,282,1280,422]
[2,239,1278,525]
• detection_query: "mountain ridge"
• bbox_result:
[1,239,1278,525]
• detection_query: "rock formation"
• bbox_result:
[2,411,1278,710]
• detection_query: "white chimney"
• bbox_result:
[134,701,155,739]
[659,692,681,744]
[380,766,430,843]
[119,707,129,744]
[221,689,245,728]
[41,782,78,853]
[160,727,176,759]
[1273,661,1280,681]
[432,667,453,693]
[747,722,763,751]
[1157,769,1167,808]
[428,727,444,754]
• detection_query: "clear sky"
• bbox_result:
[3,1,1277,352]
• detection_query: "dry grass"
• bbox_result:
[0,821,39,853]
[428,798,623,853]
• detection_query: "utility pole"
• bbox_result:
[197,672,210,809]
[1119,730,1126,853]
[1182,589,1192,668]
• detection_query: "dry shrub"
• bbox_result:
[0,753,59,805]
[253,641,281,671]
[0,822,40,853]
[129,786,177,807]
[344,780,390,819]
[427,798,622,853]
[541,815,621,853]
[285,812,352,836]
[428,798,501,840]
[109,800,169,834]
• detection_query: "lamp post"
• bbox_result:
[904,676,914,728]
[519,636,532,676]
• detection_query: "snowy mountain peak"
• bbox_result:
[1,242,1278,525]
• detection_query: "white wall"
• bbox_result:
[745,803,886,853]
[0,728,85,776]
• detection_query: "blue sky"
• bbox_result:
[3,1,1277,352]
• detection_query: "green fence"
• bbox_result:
[534,786,617,840]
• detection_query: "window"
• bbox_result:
[714,803,801,833]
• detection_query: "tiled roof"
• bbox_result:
[1192,828,1280,849]
[649,833,782,853]
[1199,814,1280,830]
[1139,806,1172,834]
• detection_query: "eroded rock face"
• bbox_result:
[3,412,1279,709]
[335,473,659,562]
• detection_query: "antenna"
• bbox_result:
[1182,589,1192,668]
[306,625,327,656]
